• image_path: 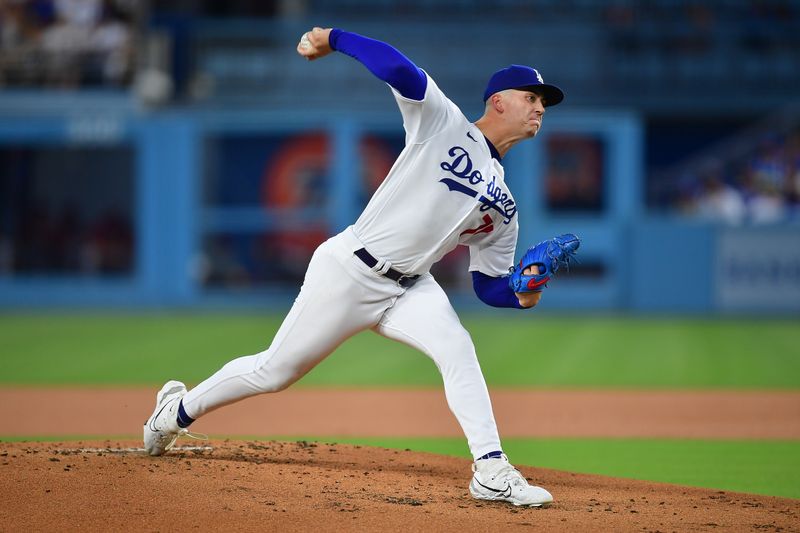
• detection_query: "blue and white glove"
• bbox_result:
[508,234,580,293]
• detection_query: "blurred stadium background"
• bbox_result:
[0,0,798,312]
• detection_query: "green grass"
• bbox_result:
[282,437,800,500]
[1,313,799,388]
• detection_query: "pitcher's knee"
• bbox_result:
[253,378,290,394]
[431,332,479,369]
[452,330,477,356]
[250,372,295,394]
[250,362,304,394]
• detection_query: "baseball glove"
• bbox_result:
[508,233,580,293]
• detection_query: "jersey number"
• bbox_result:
[460,214,494,236]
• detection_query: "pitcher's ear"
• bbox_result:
[490,92,505,113]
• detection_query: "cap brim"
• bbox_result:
[517,84,564,107]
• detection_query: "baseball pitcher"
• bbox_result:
[145,26,579,508]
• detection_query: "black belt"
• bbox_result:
[354,248,421,288]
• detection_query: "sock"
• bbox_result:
[477,450,503,460]
[176,400,195,428]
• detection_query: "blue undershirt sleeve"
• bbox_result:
[329,28,427,101]
[471,271,525,309]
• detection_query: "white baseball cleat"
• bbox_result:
[469,455,553,507]
[143,380,189,456]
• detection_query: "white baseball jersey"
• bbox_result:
[353,74,518,277]
[179,72,512,463]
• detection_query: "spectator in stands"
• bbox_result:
[88,0,133,84]
[694,170,746,225]
[39,0,99,86]
[738,167,787,225]
[1,0,133,87]
[0,0,49,85]
[680,126,800,224]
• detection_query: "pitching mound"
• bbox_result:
[1,440,797,532]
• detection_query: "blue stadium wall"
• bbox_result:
[0,94,798,314]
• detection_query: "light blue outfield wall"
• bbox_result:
[0,97,798,313]
[629,220,716,312]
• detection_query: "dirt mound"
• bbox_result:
[1,440,797,532]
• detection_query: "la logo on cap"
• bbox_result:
[534,69,543,83]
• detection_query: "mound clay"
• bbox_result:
[1,440,798,532]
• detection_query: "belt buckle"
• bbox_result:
[398,275,419,288]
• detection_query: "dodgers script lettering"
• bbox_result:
[438,146,517,224]
[439,146,484,185]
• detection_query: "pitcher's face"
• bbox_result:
[506,90,546,138]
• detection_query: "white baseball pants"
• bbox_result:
[181,227,502,459]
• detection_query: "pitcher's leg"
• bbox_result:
[181,241,394,420]
[374,275,502,460]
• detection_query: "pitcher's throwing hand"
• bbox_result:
[297,27,333,60]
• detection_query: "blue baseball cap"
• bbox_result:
[483,65,564,107]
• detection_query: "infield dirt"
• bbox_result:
[1,388,799,531]
[3,388,799,439]
[2,440,799,532]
